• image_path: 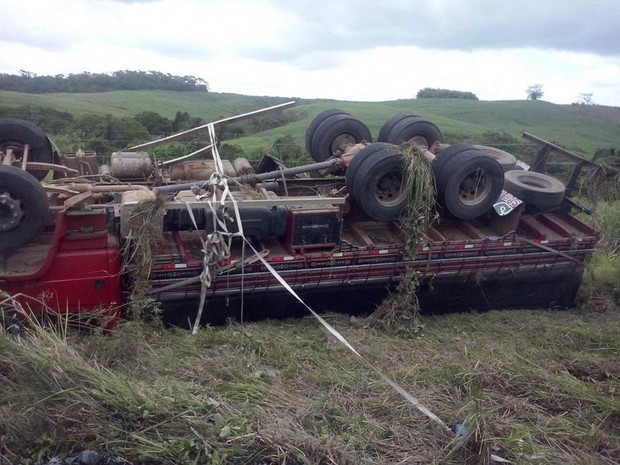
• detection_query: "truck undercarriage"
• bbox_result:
[0,103,613,329]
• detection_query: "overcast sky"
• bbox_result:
[1,0,619,106]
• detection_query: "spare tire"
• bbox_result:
[378,112,419,142]
[383,116,443,148]
[503,170,565,209]
[0,165,49,250]
[435,149,504,219]
[305,109,350,156]
[0,118,53,181]
[308,114,372,163]
[473,145,517,172]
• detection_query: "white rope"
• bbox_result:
[177,128,510,458]
[187,122,246,333]
[242,237,452,432]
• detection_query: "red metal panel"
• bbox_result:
[1,211,123,325]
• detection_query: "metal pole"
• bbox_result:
[154,158,339,194]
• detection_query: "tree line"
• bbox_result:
[0,70,209,93]
[0,103,306,163]
[416,88,479,100]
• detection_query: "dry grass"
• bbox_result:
[121,197,167,319]
[1,297,618,464]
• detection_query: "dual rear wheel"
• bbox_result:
[0,118,52,250]
[346,142,504,221]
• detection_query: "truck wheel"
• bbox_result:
[431,143,476,182]
[504,170,565,209]
[473,145,517,172]
[378,112,419,142]
[435,150,504,219]
[383,116,443,148]
[0,118,53,181]
[345,142,395,195]
[305,109,350,156]
[0,165,49,250]
[353,148,408,221]
[309,114,372,163]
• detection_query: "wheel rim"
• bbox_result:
[374,169,407,207]
[458,168,493,206]
[0,190,25,231]
[329,132,357,155]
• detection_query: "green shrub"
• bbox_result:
[592,200,620,255]
[583,254,620,304]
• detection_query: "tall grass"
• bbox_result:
[1,295,618,464]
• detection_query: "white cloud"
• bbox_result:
[0,0,619,106]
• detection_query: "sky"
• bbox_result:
[1,0,619,106]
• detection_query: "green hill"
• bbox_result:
[1,89,619,158]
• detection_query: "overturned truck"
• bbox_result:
[0,104,611,328]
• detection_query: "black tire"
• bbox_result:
[378,112,419,142]
[431,143,476,181]
[352,148,408,221]
[345,142,395,195]
[309,114,372,163]
[435,150,504,219]
[384,116,443,148]
[305,109,350,156]
[0,118,53,181]
[503,170,565,209]
[473,145,517,172]
[0,165,49,250]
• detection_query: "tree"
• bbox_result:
[270,134,304,163]
[67,113,149,154]
[526,84,544,100]
[416,88,479,100]
[577,92,594,105]
[134,111,172,135]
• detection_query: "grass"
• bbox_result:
[1,300,618,464]
[200,99,620,158]
[1,90,619,156]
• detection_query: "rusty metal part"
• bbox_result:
[155,158,341,194]
[232,157,253,176]
[63,150,99,176]
[160,144,215,166]
[409,141,437,164]
[523,131,618,174]
[4,146,79,176]
[62,191,93,211]
[169,159,236,181]
[52,183,148,193]
[2,148,14,165]
[339,143,367,167]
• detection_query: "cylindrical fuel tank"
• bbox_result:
[110,151,153,179]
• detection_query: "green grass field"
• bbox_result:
[1,90,619,156]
